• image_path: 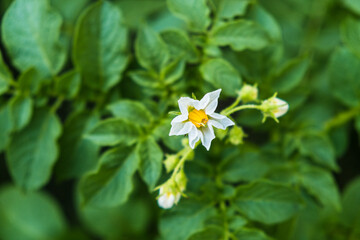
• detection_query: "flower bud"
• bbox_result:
[228,126,247,145]
[239,84,258,103]
[215,128,228,140]
[164,154,179,173]
[157,185,181,209]
[261,94,289,122]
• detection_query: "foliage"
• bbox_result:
[0,0,359,239]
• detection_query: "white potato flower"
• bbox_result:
[157,186,181,209]
[261,96,289,121]
[169,89,234,150]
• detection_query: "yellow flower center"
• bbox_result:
[188,109,208,128]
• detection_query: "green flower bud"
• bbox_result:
[228,126,247,145]
[164,154,179,173]
[239,84,258,103]
[215,128,228,140]
[260,94,289,122]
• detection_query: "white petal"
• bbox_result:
[171,114,188,124]
[273,98,289,118]
[178,97,196,115]
[169,122,193,136]
[175,192,181,204]
[194,93,210,110]
[194,89,221,114]
[187,125,198,148]
[158,194,175,209]
[209,114,234,130]
[199,125,215,151]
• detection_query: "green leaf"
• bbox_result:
[271,56,310,93]
[86,118,141,146]
[137,137,163,190]
[219,151,269,183]
[188,226,224,240]
[341,17,360,58]
[166,0,210,32]
[234,181,303,224]
[2,0,66,77]
[341,177,360,229]
[6,108,62,190]
[343,0,360,15]
[79,145,140,207]
[0,103,13,152]
[17,68,43,95]
[0,50,12,96]
[129,70,160,88]
[328,47,360,107]
[107,100,153,127]
[249,5,282,41]
[217,0,252,19]
[159,200,216,240]
[200,58,242,96]
[234,228,271,240]
[298,133,338,170]
[73,1,128,91]
[299,165,341,211]
[9,94,33,131]
[56,111,100,181]
[55,70,81,99]
[0,185,66,240]
[210,20,270,51]
[160,29,199,63]
[162,58,186,84]
[135,26,169,73]
[50,0,90,24]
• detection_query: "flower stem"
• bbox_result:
[324,105,360,131]
[221,94,242,116]
[170,142,198,181]
[223,104,262,116]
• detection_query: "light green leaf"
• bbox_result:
[160,200,216,240]
[0,103,13,152]
[162,58,185,84]
[329,47,360,107]
[107,100,153,127]
[200,58,242,96]
[341,177,360,229]
[219,151,269,183]
[17,68,43,95]
[161,29,199,63]
[135,26,169,73]
[249,5,282,41]
[2,0,66,77]
[137,137,163,190]
[341,17,360,58]
[272,56,309,93]
[210,20,270,51]
[86,118,141,146]
[0,50,12,96]
[55,70,81,99]
[56,111,100,181]
[9,94,33,131]
[234,228,271,240]
[73,1,128,91]
[188,226,224,240]
[129,70,160,88]
[166,0,210,32]
[217,0,252,19]
[343,0,360,15]
[79,145,140,207]
[6,108,62,190]
[50,0,90,24]
[298,133,338,170]
[0,185,66,240]
[234,181,303,224]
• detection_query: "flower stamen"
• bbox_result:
[188,109,208,128]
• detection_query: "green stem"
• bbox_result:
[224,104,262,116]
[221,94,242,116]
[324,105,360,131]
[51,96,64,113]
[170,142,198,181]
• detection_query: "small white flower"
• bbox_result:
[169,89,234,150]
[157,186,181,209]
[271,98,289,118]
[261,95,289,122]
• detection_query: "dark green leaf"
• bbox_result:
[328,47,360,107]
[161,29,199,63]
[0,185,66,240]
[249,5,282,41]
[135,26,169,73]
[343,0,360,15]
[137,137,163,190]
[217,0,251,19]
[0,103,13,151]
[6,108,62,190]
[210,20,270,51]
[17,68,43,95]
[234,181,303,224]
[162,58,186,84]
[56,111,100,180]
[341,177,360,229]
[188,226,224,240]
[55,70,81,99]
[129,70,160,88]
[80,145,140,207]
[200,58,242,96]
[86,118,141,146]
[107,100,153,127]
[234,228,271,240]
[73,1,128,91]
[0,50,12,96]
[341,17,360,58]
[9,94,33,131]
[166,0,210,32]
[2,0,66,77]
